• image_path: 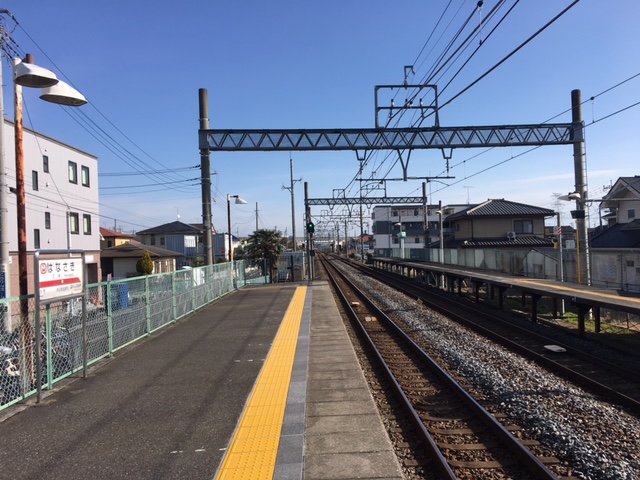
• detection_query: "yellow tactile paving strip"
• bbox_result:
[519,278,640,304]
[215,286,307,480]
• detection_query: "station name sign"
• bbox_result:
[37,257,84,302]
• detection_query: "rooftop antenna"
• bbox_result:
[463,186,474,203]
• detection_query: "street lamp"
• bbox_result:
[558,191,590,285]
[436,209,444,263]
[394,220,405,259]
[0,50,85,385]
[227,194,247,262]
[436,205,445,289]
[10,55,86,306]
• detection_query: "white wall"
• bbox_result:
[2,121,100,295]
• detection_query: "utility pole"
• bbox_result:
[282,158,301,251]
[571,89,590,285]
[199,88,214,265]
[0,32,9,305]
[255,202,259,232]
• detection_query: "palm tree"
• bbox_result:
[246,229,285,275]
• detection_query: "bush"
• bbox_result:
[136,251,154,275]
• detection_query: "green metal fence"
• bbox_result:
[0,261,246,410]
[376,247,640,292]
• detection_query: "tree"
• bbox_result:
[245,229,284,274]
[136,250,154,275]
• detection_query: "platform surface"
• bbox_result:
[0,282,403,480]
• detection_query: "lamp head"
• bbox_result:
[234,197,248,205]
[14,60,59,88]
[558,192,581,202]
[40,80,87,107]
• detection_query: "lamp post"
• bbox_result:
[395,219,404,259]
[436,202,444,264]
[436,203,445,289]
[1,51,85,386]
[227,194,247,262]
[12,55,86,303]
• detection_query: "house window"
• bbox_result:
[45,212,51,229]
[628,209,636,220]
[414,209,419,216]
[32,170,38,191]
[81,166,90,187]
[150,236,156,246]
[34,229,40,249]
[160,237,165,246]
[83,214,92,235]
[68,161,78,184]
[513,219,533,234]
[391,210,398,217]
[415,237,420,243]
[392,237,399,244]
[69,212,79,234]
[43,155,49,173]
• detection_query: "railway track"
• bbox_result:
[320,255,564,480]
[331,254,640,415]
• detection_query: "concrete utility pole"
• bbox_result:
[199,88,214,265]
[282,158,301,251]
[571,89,590,285]
[255,202,259,232]
[0,43,9,303]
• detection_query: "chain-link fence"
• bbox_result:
[0,261,245,410]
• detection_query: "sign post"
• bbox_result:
[33,250,86,402]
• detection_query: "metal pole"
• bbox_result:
[304,182,313,281]
[289,158,297,251]
[359,161,364,261]
[344,217,348,256]
[439,200,444,263]
[438,200,445,289]
[199,89,213,265]
[422,182,428,249]
[255,202,259,232]
[571,89,590,285]
[557,212,565,316]
[227,194,232,263]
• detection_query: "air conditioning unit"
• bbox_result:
[506,231,517,240]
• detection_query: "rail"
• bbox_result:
[321,255,558,479]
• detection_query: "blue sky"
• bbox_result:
[4,1,639,237]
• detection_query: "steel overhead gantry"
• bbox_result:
[198,87,587,282]
[199,123,577,152]
[306,196,427,206]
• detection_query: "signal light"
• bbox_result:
[306,222,315,234]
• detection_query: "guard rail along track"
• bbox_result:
[332,254,640,415]
[320,255,560,480]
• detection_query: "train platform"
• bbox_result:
[0,282,403,480]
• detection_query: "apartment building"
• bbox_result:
[2,120,101,297]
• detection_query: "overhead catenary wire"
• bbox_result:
[342,0,586,208]
[12,14,200,203]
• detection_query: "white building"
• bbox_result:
[2,120,101,298]
[371,204,468,250]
